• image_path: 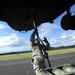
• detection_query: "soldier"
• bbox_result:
[30,28,50,74]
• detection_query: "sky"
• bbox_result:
[0,4,75,54]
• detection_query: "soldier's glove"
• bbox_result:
[34,28,39,37]
[34,28,38,33]
[43,37,48,42]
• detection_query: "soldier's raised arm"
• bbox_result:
[30,28,38,46]
[43,37,50,50]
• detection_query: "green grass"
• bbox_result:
[0,48,75,61]
[0,52,32,61]
[47,48,75,55]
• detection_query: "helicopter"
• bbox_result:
[0,0,75,75]
[0,0,75,32]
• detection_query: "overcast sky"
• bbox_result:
[0,4,75,54]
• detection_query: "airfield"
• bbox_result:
[0,52,75,75]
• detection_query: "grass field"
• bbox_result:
[0,48,75,61]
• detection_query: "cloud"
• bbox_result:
[0,24,9,29]
[60,34,68,39]
[0,33,27,48]
[50,31,75,47]
[0,21,10,29]
[38,22,58,38]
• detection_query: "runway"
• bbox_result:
[0,52,75,75]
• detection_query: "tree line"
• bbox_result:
[0,45,75,55]
[50,45,75,50]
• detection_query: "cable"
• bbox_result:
[32,20,51,67]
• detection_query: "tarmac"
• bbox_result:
[0,52,75,75]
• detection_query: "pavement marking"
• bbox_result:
[0,61,31,67]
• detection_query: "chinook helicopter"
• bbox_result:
[0,0,75,75]
[0,0,75,32]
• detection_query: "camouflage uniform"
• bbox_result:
[30,29,50,71]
